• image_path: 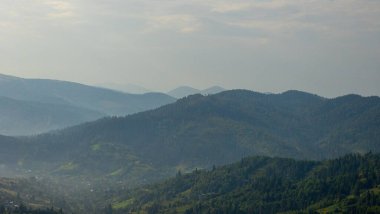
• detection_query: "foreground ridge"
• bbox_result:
[113,153,380,214]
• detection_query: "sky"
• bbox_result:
[0,0,379,97]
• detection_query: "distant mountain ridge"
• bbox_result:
[0,74,176,115]
[96,82,151,94]
[167,85,225,98]
[0,96,105,136]
[0,73,176,135]
[0,89,378,186]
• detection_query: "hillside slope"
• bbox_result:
[0,73,175,135]
[112,153,380,213]
[1,154,379,213]
[0,90,376,184]
[0,96,105,136]
[0,73,175,116]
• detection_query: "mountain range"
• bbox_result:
[0,74,175,135]
[167,86,225,98]
[0,87,379,213]
[0,89,379,186]
[96,82,151,94]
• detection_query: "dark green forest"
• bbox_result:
[111,153,380,214]
[2,153,379,213]
[0,206,62,214]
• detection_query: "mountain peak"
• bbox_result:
[167,86,201,98]
[167,85,226,98]
[282,90,317,96]
[202,86,225,95]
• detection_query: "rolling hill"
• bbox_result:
[0,73,176,135]
[0,89,378,185]
[0,96,104,136]
[0,73,176,116]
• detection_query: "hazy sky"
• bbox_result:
[0,0,379,97]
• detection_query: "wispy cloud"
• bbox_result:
[145,14,201,33]
[201,0,380,41]
[209,0,288,13]
[43,0,76,18]
[210,2,252,13]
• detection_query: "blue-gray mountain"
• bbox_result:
[0,96,105,136]
[0,74,175,135]
[167,86,225,98]
[0,90,379,185]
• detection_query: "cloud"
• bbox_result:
[204,0,380,40]
[209,0,289,13]
[226,19,329,37]
[43,0,76,18]
[145,14,201,33]
[210,2,252,13]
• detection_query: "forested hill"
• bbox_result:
[112,153,380,214]
[1,154,379,213]
[0,89,379,184]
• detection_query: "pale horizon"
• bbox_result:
[1,71,378,99]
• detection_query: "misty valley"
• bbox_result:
[0,74,379,213]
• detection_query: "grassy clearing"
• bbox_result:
[112,198,134,209]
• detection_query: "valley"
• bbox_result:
[1,154,379,213]
[1,0,379,212]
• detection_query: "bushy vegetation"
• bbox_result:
[1,154,380,213]
[0,205,62,214]
[113,153,380,213]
